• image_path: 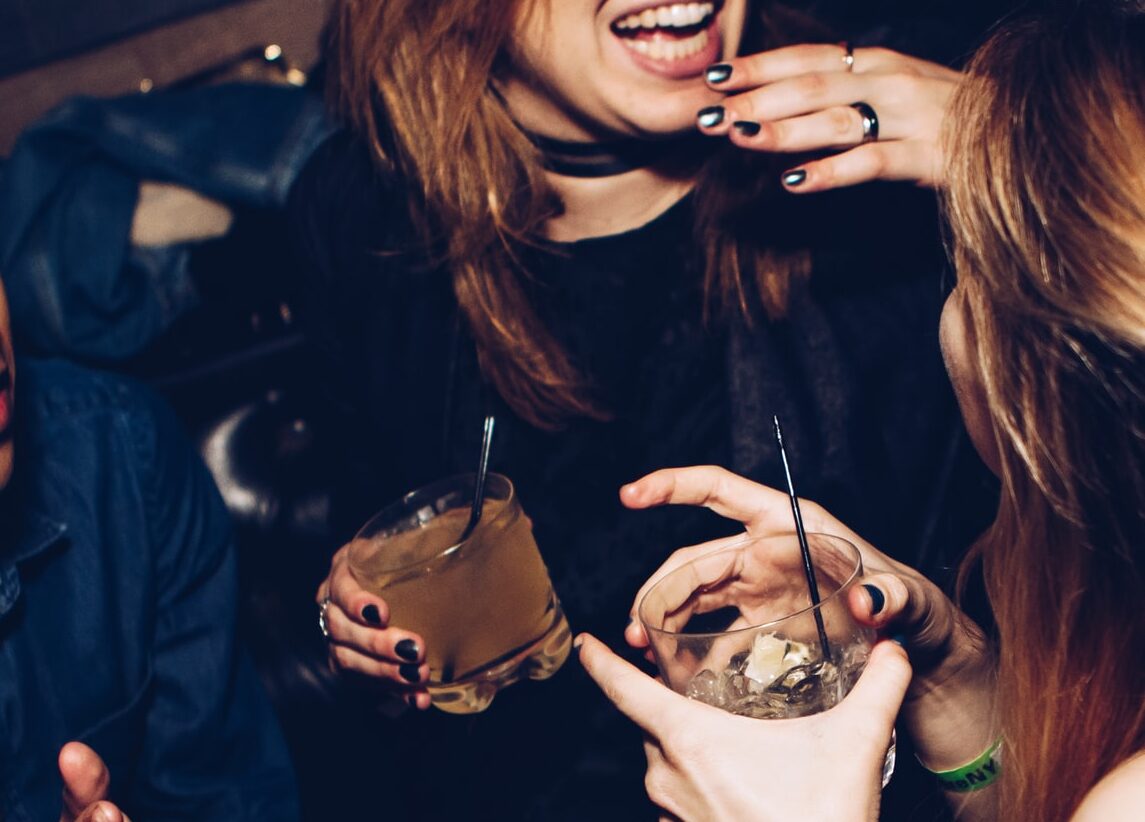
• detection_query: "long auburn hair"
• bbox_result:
[944,6,1145,818]
[326,0,827,429]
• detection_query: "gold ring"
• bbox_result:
[841,41,855,73]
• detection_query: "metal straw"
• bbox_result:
[773,415,833,663]
[458,414,496,544]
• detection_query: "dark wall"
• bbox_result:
[0,0,246,76]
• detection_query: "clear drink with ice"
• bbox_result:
[639,532,895,785]
[684,633,869,719]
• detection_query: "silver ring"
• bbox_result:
[850,101,879,143]
[840,42,854,73]
[318,596,331,639]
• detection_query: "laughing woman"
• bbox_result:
[291,0,992,817]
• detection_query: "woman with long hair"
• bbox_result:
[580,4,1145,819]
[294,0,991,816]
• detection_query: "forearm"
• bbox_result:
[902,619,999,821]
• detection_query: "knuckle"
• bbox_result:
[644,767,670,806]
[829,107,856,141]
[331,644,353,670]
[884,73,921,107]
[659,725,697,760]
[864,145,890,177]
[726,96,754,122]
[765,119,787,146]
[812,160,838,189]
[667,546,691,567]
[795,71,829,101]
[372,632,392,658]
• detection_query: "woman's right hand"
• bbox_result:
[317,540,432,710]
[698,43,961,191]
[619,466,992,700]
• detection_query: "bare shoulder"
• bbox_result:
[1072,751,1145,820]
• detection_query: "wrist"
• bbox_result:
[918,737,1003,794]
[902,622,997,771]
[904,613,994,704]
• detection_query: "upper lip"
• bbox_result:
[608,0,722,27]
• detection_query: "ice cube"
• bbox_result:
[685,669,723,706]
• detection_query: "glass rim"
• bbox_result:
[637,531,864,640]
[349,472,517,574]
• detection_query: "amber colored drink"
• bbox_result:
[348,474,570,713]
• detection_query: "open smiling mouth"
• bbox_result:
[611,1,721,62]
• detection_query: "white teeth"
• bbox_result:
[621,27,709,61]
[615,2,715,31]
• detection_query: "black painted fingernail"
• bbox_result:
[733,120,761,137]
[697,105,725,128]
[362,604,382,626]
[399,662,421,683]
[889,633,907,648]
[782,169,807,187]
[395,639,419,662]
[705,63,732,84]
[863,584,885,615]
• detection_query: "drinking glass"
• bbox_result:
[347,473,571,713]
[638,532,894,785]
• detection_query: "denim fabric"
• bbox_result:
[0,358,300,821]
[0,83,333,361]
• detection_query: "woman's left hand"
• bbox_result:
[699,43,961,191]
[578,635,910,822]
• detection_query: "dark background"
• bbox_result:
[0,0,244,75]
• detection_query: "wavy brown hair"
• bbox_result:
[326,0,827,429]
[944,6,1145,818]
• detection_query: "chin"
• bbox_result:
[620,88,723,138]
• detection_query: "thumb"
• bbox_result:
[838,640,912,730]
[58,742,110,822]
[576,633,680,736]
[74,801,126,822]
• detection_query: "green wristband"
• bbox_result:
[922,738,1003,793]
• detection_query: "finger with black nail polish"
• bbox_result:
[863,583,885,615]
[362,604,383,626]
[705,63,732,84]
[395,639,420,662]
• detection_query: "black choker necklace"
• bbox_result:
[524,131,675,178]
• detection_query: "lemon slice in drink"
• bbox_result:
[744,633,813,688]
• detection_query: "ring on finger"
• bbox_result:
[318,596,332,639]
[840,41,854,73]
[850,101,879,143]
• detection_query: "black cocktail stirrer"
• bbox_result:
[458,414,496,544]
[773,415,833,663]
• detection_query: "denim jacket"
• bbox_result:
[0,83,332,362]
[0,359,299,821]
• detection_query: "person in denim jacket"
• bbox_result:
[0,273,300,820]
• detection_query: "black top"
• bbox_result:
[286,131,994,820]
